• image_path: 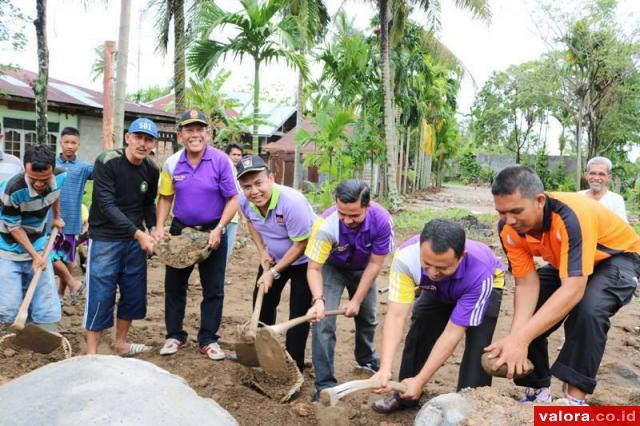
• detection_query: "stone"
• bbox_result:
[154,227,212,269]
[415,393,471,426]
[3,348,16,357]
[0,355,238,425]
[291,402,314,417]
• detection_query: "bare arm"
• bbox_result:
[10,228,40,260]
[153,194,174,237]
[272,240,307,273]
[246,220,271,266]
[306,260,326,320]
[510,271,541,332]
[373,302,412,389]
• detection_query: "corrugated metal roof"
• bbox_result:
[0,67,175,121]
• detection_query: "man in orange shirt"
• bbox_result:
[486,166,640,406]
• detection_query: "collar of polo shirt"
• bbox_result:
[178,144,214,163]
[249,184,281,219]
[59,153,77,163]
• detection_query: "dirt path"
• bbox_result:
[2,186,639,425]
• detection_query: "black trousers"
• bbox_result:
[515,253,640,394]
[397,287,503,405]
[164,219,227,346]
[252,262,312,372]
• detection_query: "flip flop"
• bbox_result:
[69,281,86,305]
[119,343,151,357]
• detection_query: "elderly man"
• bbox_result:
[487,166,640,406]
[306,179,394,400]
[154,110,238,360]
[84,118,159,356]
[236,155,316,371]
[579,156,627,222]
[0,145,66,329]
[372,219,504,413]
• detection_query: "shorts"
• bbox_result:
[83,239,147,331]
[50,233,77,264]
[0,257,61,324]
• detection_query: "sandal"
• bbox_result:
[69,281,85,305]
[119,343,151,357]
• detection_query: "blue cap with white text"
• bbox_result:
[128,118,158,139]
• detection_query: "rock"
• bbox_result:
[291,402,314,417]
[415,393,471,426]
[0,355,238,425]
[3,348,16,357]
[154,227,212,269]
[62,307,75,316]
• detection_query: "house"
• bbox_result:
[148,91,297,154]
[0,67,176,164]
[263,118,318,187]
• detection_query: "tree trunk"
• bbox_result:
[293,66,304,189]
[102,41,116,151]
[252,57,261,154]
[34,0,48,145]
[114,0,131,148]
[379,0,401,210]
[173,0,186,152]
[414,128,420,191]
[403,130,410,194]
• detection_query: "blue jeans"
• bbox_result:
[312,262,379,391]
[0,258,61,325]
[84,239,147,331]
[226,222,238,262]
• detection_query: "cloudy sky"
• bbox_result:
[3,0,639,154]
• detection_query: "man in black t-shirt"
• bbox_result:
[84,118,159,356]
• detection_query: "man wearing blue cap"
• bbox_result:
[84,118,159,356]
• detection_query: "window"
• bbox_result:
[1,118,59,160]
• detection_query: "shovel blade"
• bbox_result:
[12,324,62,354]
[234,341,260,367]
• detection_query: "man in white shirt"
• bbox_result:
[579,156,627,222]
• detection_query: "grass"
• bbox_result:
[394,206,497,230]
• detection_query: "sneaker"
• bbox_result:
[200,342,225,360]
[355,362,379,375]
[519,387,552,404]
[159,338,187,355]
[372,394,403,414]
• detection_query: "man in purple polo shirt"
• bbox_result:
[154,109,238,360]
[371,219,504,413]
[236,155,316,371]
[305,179,394,400]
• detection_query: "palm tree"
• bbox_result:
[285,0,329,189]
[113,0,132,147]
[188,0,307,154]
[377,0,491,208]
[33,0,48,145]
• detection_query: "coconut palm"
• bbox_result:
[285,0,329,189]
[33,0,48,144]
[188,0,308,154]
[377,0,491,208]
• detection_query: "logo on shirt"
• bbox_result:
[421,284,437,291]
[174,174,186,182]
[140,181,148,193]
[336,244,350,252]
[275,214,285,225]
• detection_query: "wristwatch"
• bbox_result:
[270,267,281,280]
[216,223,226,234]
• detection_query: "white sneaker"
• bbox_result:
[200,342,225,360]
[159,338,187,356]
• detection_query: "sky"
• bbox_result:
[2,0,639,155]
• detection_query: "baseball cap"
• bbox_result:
[236,155,268,179]
[178,109,208,127]
[128,118,158,139]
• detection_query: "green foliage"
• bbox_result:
[458,150,482,184]
[127,85,171,103]
[0,1,27,52]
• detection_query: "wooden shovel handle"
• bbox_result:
[270,309,344,334]
[12,227,59,331]
[249,283,266,332]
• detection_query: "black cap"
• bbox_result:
[178,109,208,127]
[236,155,268,179]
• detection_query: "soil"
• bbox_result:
[1,184,639,425]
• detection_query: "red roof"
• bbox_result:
[0,67,174,121]
[264,118,317,154]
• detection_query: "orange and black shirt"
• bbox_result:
[498,192,640,279]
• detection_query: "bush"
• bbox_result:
[459,151,482,184]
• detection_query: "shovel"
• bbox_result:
[248,309,344,402]
[234,282,266,367]
[9,228,64,354]
[319,378,408,407]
